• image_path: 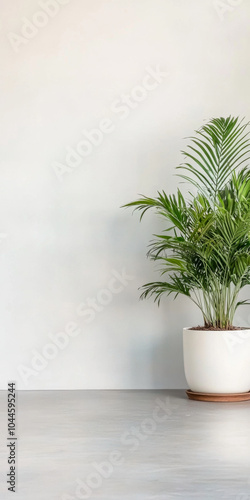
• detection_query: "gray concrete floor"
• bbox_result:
[0,390,250,499]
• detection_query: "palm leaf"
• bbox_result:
[177,116,250,200]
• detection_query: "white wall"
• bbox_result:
[1,0,250,389]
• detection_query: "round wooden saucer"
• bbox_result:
[186,389,250,402]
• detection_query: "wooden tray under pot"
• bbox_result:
[186,390,250,402]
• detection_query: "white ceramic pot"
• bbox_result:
[183,327,250,393]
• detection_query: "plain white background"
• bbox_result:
[1,0,250,389]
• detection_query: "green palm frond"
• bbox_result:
[140,277,192,304]
[177,116,250,201]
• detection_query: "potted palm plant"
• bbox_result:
[123,116,250,401]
